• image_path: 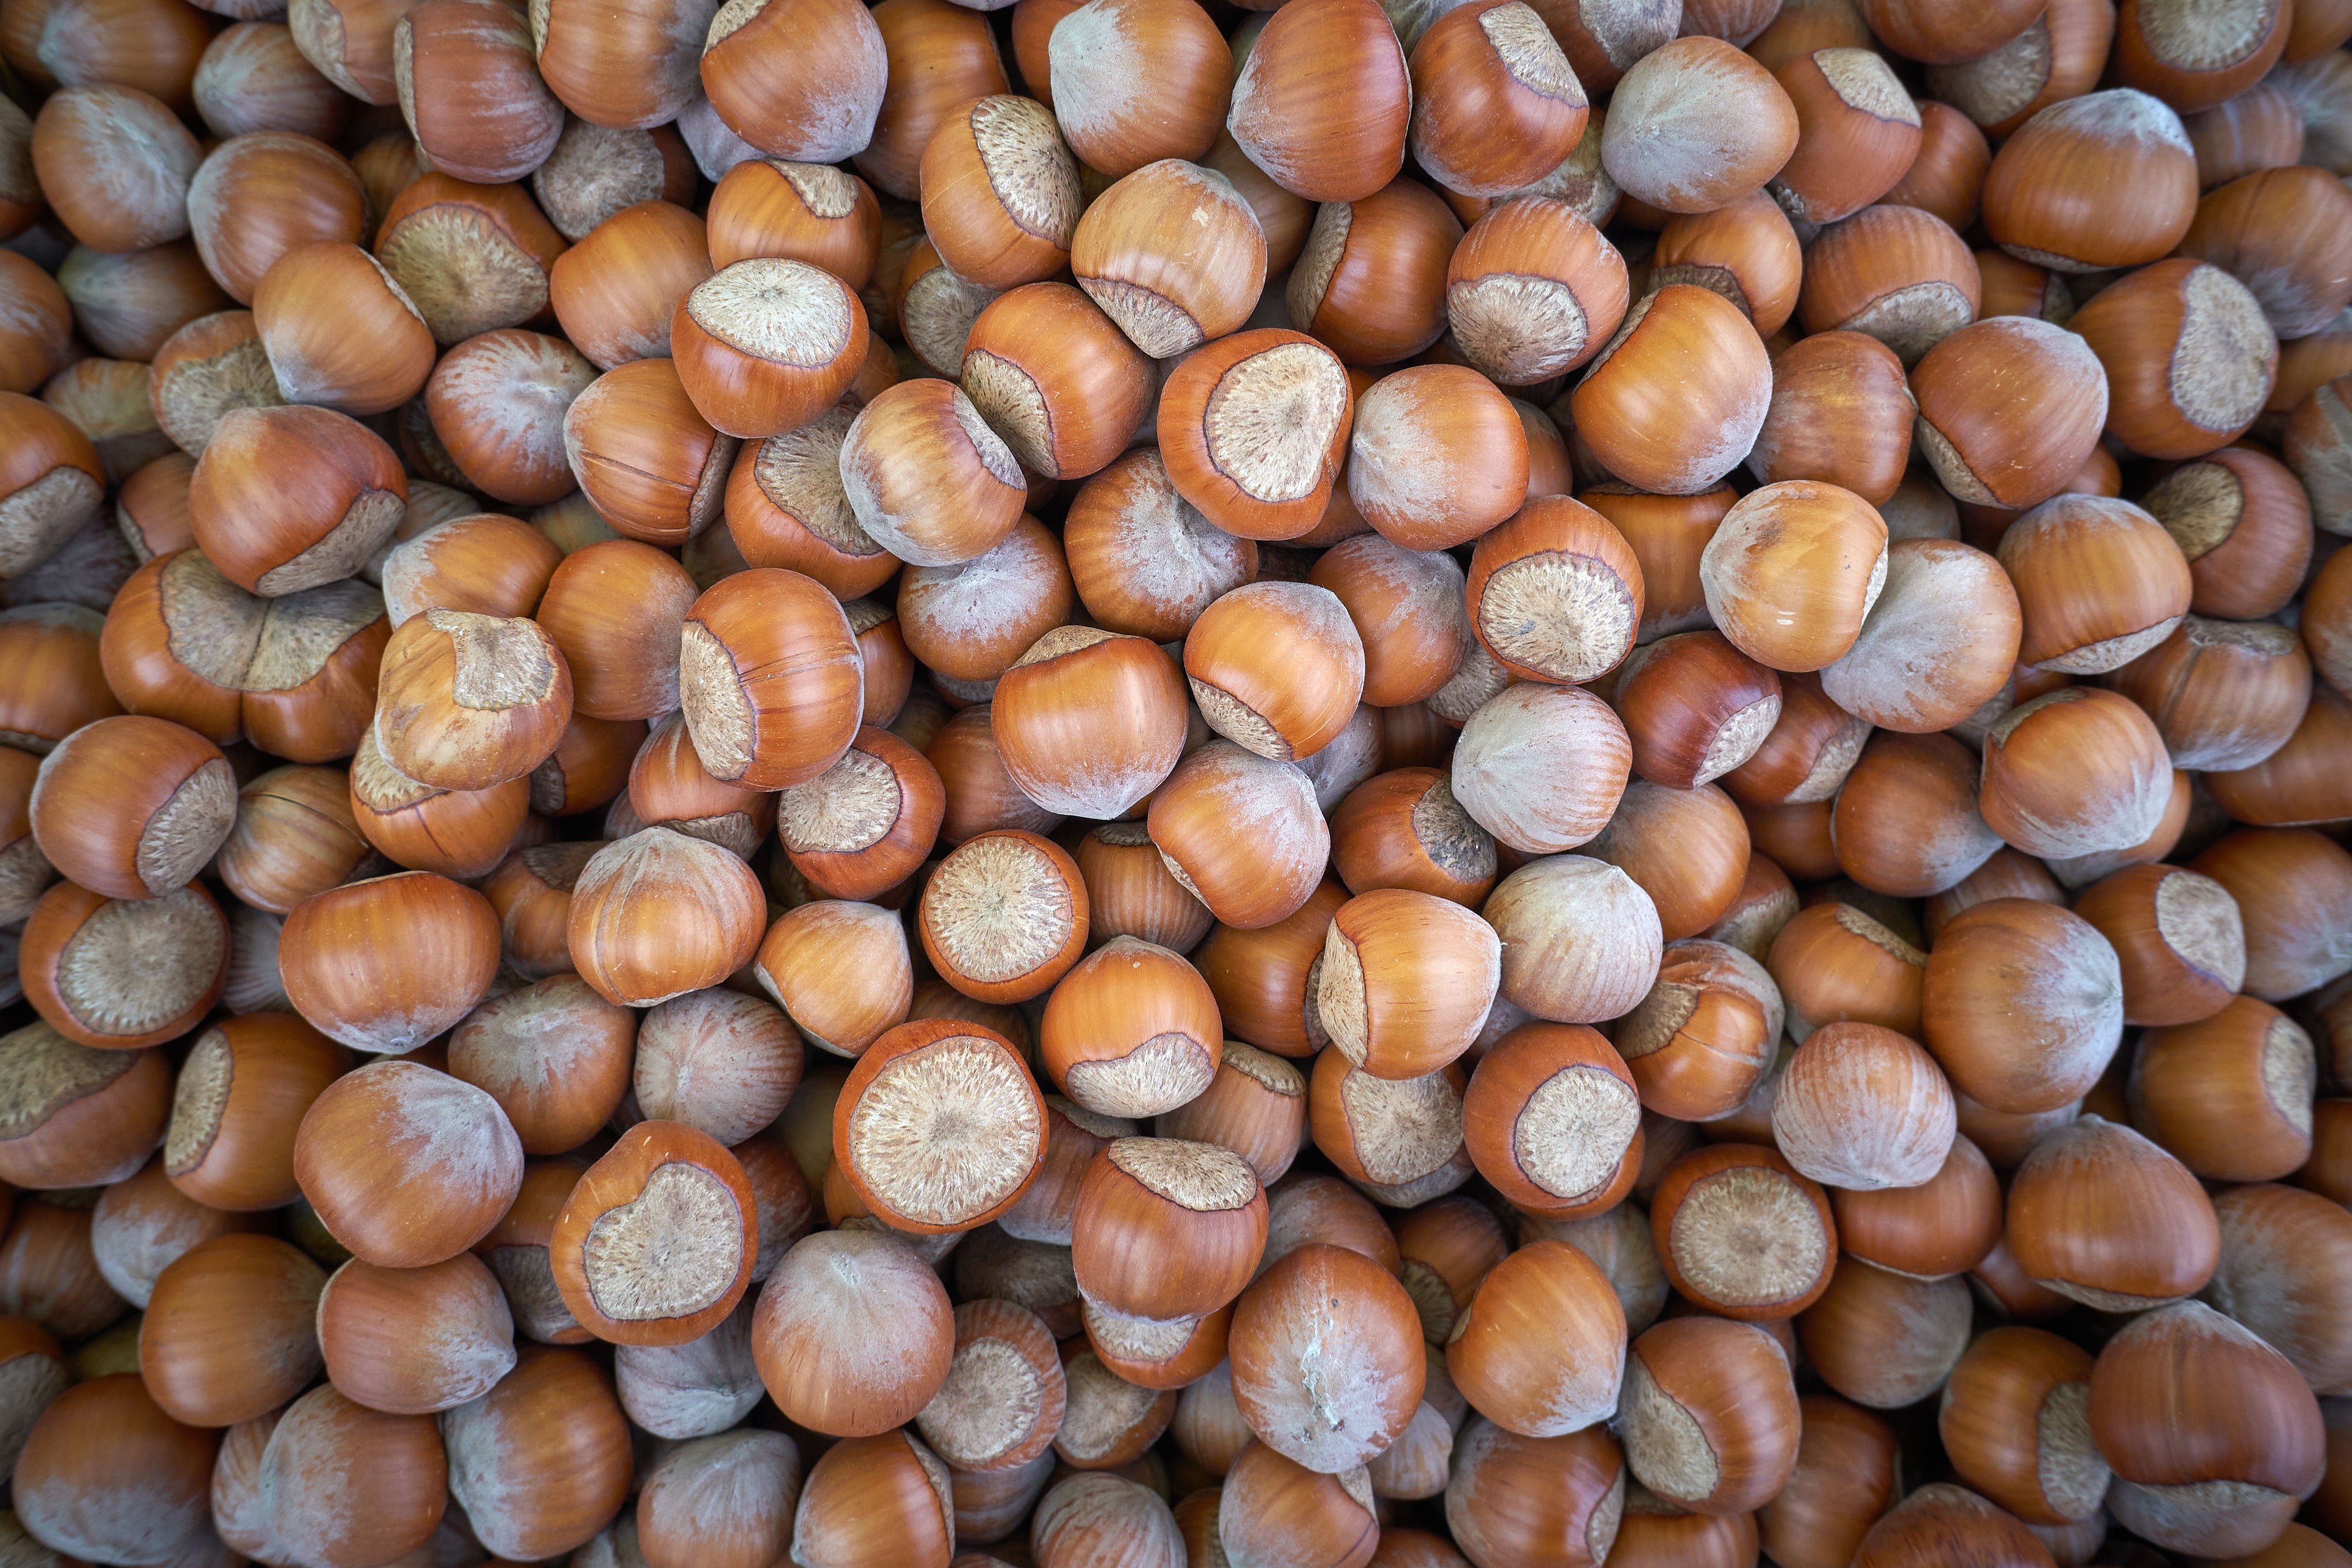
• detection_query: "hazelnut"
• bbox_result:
[1158,328,1353,545]
[2110,614,2313,773]
[252,241,435,417]
[1798,203,1981,367]
[421,330,598,505]
[373,173,567,346]
[1703,851,1800,966]
[165,1014,349,1212]
[1983,89,2198,272]
[1189,878,1346,1058]
[927,701,1063,843]
[1648,1141,1836,1319]
[346,723,531,879]
[18,879,228,1050]
[1699,479,1888,673]
[710,162,880,285]
[1347,364,1531,552]
[1770,1020,1956,1191]
[549,200,710,369]
[374,609,571,792]
[1612,633,1782,790]
[29,714,235,900]
[835,1018,1045,1232]
[2089,1300,2322,1556]
[2007,1114,2218,1311]
[2070,256,2277,459]
[1069,159,1267,357]
[567,827,767,1007]
[1409,2,1588,199]
[1757,1396,1897,1568]
[1155,1041,1307,1189]
[30,86,202,254]
[1444,1419,1625,1568]
[189,404,407,596]
[1226,0,1409,203]
[701,0,887,163]
[666,259,869,441]
[1289,176,1463,366]
[148,310,283,456]
[1770,48,1921,224]
[613,1295,762,1435]
[776,726,941,901]
[1327,766,1494,910]
[633,1428,802,1568]
[2139,445,2315,621]
[447,973,636,1153]
[391,0,563,184]
[1852,1483,2057,1566]
[1450,684,1631,855]
[1481,853,1661,1024]
[1744,330,1913,504]
[473,1156,594,1347]
[921,94,1082,290]
[1979,688,2174,860]
[1569,284,1770,497]
[15,1376,227,1567]
[1614,939,1781,1122]
[293,1058,524,1268]
[1796,1257,1970,1411]
[1186,581,1365,761]
[0,1021,172,1191]
[679,567,862,790]
[1305,1051,1475,1207]
[919,827,1090,1005]
[2114,0,2290,113]
[316,1251,514,1415]
[1819,537,2018,731]
[1618,1315,1800,1514]
[856,0,1008,199]
[960,281,1153,482]
[0,252,70,398]
[2129,993,2316,1182]
[1882,99,1990,231]
[1580,483,1735,646]
[2180,164,2352,338]
[441,1345,633,1561]
[1646,189,1802,340]
[1828,730,2004,899]
[1150,741,1332,931]
[1049,0,1230,176]
[551,1120,760,1346]
[1599,37,1796,214]
[1306,535,1470,709]
[914,1297,1065,1472]
[2202,1182,2352,1399]
[840,377,1027,568]
[537,538,700,719]
[1583,779,1751,941]
[0,394,104,579]
[55,240,231,364]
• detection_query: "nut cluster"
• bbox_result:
[1,0,2351,1564]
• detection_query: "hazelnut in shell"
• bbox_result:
[1224,0,1410,203]
[551,1120,759,1348]
[834,1018,1046,1234]
[293,1058,524,1269]
[2006,1114,2218,1311]
[1069,157,1267,358]
[1570,284,1770,497]
[1599,37,1798,215]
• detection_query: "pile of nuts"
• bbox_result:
[4,0,2352,1561]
